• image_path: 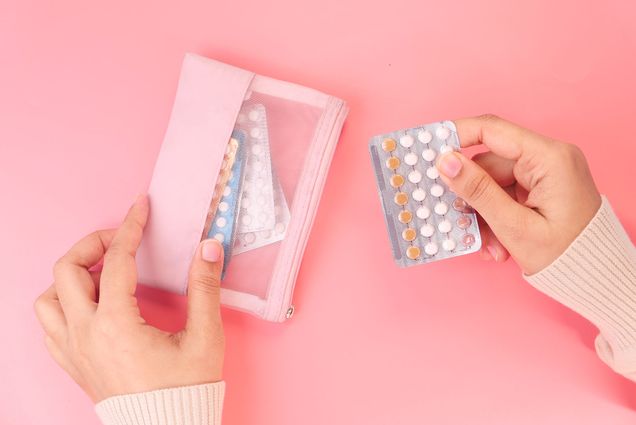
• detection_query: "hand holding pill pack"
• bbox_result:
[369,121,482,267]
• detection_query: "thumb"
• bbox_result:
[185,239,224,336]
[436,151,537,248]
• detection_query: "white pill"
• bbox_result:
[442,238,456,251]
[418,129,433,144]
[420,223,435,237]
[404,152,418,166]
[244,233,256,244]
[422,149,436,162]
[275,222,286,234]
[430,184,444,197]
[241,215,252,225]
[241,197,251,208]
[223,186,231,197]
[216,217,227,228]
[439,144,454,154]
[248,109,260,121]
[436,126,451,140]
[214,233,225,243]
[412,188,426,201]
[416,206,431,219]
[250,128,262,138]
[426,166,439,180]
[434,201,449,215]
[252,144,263,155]
[253,161,264,172]
[408,170,422,184]
[218,201,229,212]
[399,134,415,148]
[425,241,439,255]
[438,219,452,233]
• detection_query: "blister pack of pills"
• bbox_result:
[201,133,242,240]
[369,120,481,267]
[233,172,290,254]
[207,130,247,272]
[235,103,276,233]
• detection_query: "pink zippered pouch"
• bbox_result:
[136,54,348,322]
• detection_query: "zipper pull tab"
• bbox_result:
[285,305,295,319]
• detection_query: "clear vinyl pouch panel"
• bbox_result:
[204,86,322,310]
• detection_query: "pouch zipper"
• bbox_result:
[266,97,348,321]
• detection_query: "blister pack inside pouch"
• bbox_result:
[206,130,247,275]
[369,121,482,267]
[136,54,348,322]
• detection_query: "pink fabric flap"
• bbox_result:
[137,54,254,294]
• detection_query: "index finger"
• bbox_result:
[53,229,115,319]
[454,114,552,160]
[99,194,149,308]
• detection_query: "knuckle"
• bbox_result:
[33,293,47,315]
[477,113,501,124]
[52,259,67,278]
[464,172,492,204]
[553,142,581,160]
[190,273,221,295]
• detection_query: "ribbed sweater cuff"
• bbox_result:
[95,382,225,425]
[525,196,636,377]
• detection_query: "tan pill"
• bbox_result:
[402,228,417,241]
[382,138,397,152]
[386,157,400,170]
[394,192,408,206]
[398,210,413,224]
[390,174,405,188]
[406,246,421,260]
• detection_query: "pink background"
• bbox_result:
[2,0,636,423]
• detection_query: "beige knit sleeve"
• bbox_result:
[95,382,225,425]
[525,196,636,380]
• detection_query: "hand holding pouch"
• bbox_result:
[136,54,348,322]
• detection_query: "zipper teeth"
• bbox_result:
[270,97,347,321]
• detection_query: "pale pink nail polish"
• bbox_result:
[202,240,222,262]
[437,153,463,178]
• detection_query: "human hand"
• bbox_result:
[436,115,601,275]
[34,195,225,402]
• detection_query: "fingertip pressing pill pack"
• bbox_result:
[369,121,482,267]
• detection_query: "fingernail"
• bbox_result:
[201,239,222,262]
[436,153,463,178]
[487,245,499,262]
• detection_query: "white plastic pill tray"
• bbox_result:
[369,120,482,267]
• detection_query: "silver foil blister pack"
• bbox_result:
[369,120,482,267]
